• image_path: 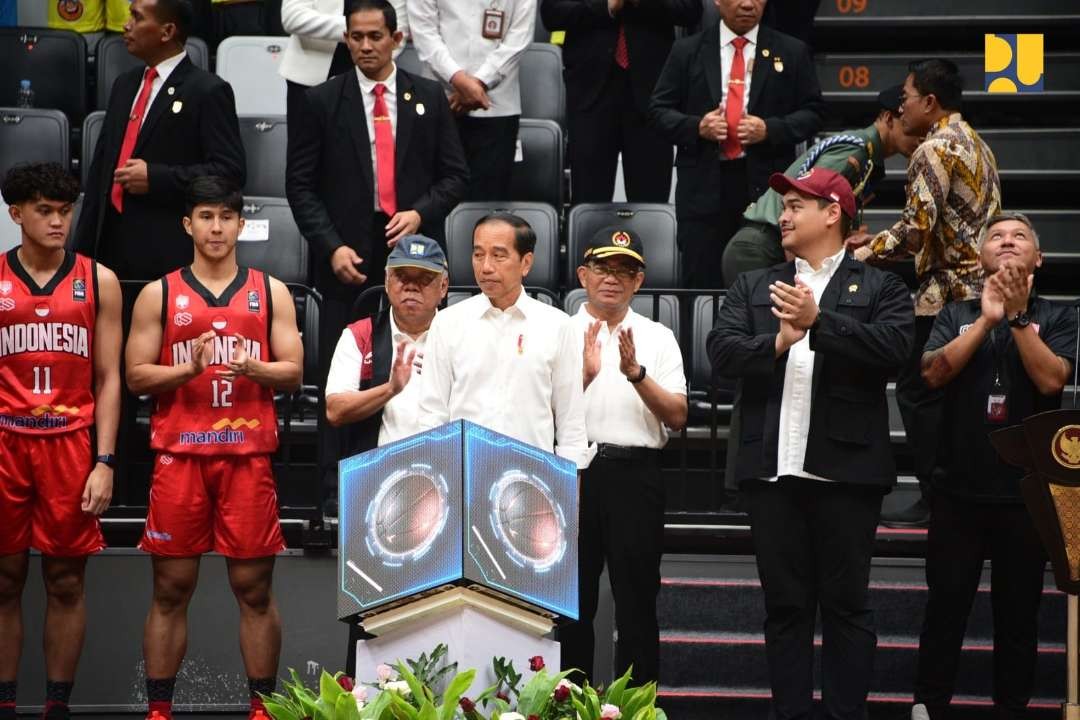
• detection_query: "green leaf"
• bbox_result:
[320,670,347,704]
[517,669,572,716]
[387,692,420,720]
[416,700,438,720]
[619,682,656,720]
[336,692,362,720]
[312,697,334,720]
[572,698,591,720]
[437,669,476,720]
[396,662,431,706]
[262,700,301,720]
[604,669,631,708]
[654,708,668,720]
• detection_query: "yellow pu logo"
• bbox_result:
[985,34,1044,93]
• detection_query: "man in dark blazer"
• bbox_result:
[75,0,245,282]
[649,0,825,288]
[286,0,468,510]
[708,169,914,720]
[539,0,701,203]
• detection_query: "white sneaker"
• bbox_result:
[911,704,931,720]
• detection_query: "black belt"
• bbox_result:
[594,443,661,461]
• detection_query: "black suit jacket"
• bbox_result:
[75,56,245,281]
[285,68,469,301]
[648,23,825,216]
[540,0,702,114]
[707,256,915,489]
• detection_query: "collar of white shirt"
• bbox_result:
[389,306,433,344]
[475,287,535,320]
[151,50,187,83]
[794,246,848,279]
[719,21,759,49]
[356,63,398,96]
[577,302,638,333]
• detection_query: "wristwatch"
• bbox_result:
[95,454,117,469]
[628,365,647,384]
[1008,311,1031,329]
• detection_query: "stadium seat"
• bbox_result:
[95,35,209,111]
[80,110,105,186]
[510,119,563,208]
[0,107,69,177]
[444,202,560,290]
[883,128,1080,178]
[238,115,288,197]
[215,36,289,116]
[395,42,423,76]
[690,294,735,407]
[0,28,87,122]
[566,203,679,288]
[519,43,566,128]
[236,196,309,284]
[563,287,680,338]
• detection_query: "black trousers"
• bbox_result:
[721,220,784,287]
[567,69,672,204]
[914,493,1047,719]
[456,115,520,201]
[676,159,748,289]
[559,452,665,685]
[896,315,945,484]
[744,478,884,720]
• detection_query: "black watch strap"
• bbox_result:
[629,365,647,384]
[95,454,117,469]
[1008,311,1031,328]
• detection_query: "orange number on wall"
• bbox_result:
[836,0,867,13]
[838,66,871,88]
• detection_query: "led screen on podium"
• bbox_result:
[338,421,579,623]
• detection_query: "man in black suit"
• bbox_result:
[649,0,824,288]
[539,0,701,203]
[708,169,914,720]
[75,0,245,282]
[286,0,468,510]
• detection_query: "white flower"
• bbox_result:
[600,704,621,719]
[500,713,526,720]
[383,680,411,697]
[352,685,368,707]
[376,664,395,683]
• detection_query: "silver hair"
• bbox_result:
[978,211,1040,250]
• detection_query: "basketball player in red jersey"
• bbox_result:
[0,163,122,720]
[125,176,302,720]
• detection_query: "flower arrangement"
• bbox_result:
[261,646,667,720]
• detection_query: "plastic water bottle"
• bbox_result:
[16,80,33,108]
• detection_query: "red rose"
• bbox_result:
[337,675,355,691]
[554,684,571,702]
[459,697,476,713]
[496,692,509,702]
[528,655,545,671]
[528,716,541,720]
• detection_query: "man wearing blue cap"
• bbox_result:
[324,234,448,675]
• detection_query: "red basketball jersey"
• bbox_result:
[0,249,96,435]
[151,266,279,455]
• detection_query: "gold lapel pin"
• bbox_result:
[848,283,859,293]
[774,57,784,73]
[403,91,412,101]
[167,86,175,96]
[761,48,770,58]
[171,100,183,114]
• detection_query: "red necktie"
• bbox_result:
[723,36,749,160]
[372,83,397,217]
[614,24,629,70]
[111,66,158,213]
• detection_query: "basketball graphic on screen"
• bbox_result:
[490,470,567,571]
[367,465,449,561]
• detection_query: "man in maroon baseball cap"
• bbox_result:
[708,164,915,719]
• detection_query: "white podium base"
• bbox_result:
[354,588,560,693]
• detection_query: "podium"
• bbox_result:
[991,409,1080,719]
[338,421,578,683]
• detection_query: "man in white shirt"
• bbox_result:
[559,227,687,686]
[408,0,536,200]
[708,169,914,720]
[325,235,448,449]
[417,213,590,469]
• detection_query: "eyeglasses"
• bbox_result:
[388,269,441,287]
[587,262,641,280]
[899,92,924,105]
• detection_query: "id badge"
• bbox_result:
[482,8,505,39]
[986,393,1008,424]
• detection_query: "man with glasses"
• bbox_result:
[559,227,687,685]
[847,58,1001,528]
[324,234,449,675]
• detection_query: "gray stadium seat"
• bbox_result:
[81,110,105,186]
[444,202,560,290]
[519,43,566,128]
[510,119,563,208]
[566,203,679,288]
[0,107,69,177]
[0,28,87,121]
[238,115,288,197]
[215,36,289,116]
[691,295,735,405]
[237,196,309,284]
[563,287,680,338]
[883,128,1080,178]
[95,35,209,110]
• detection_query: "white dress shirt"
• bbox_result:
[407,0,536,117]
[355,64,398,210]
[132,50,187,129]
[718,22,758,115]
[417,289,591,467]
[573,305,687,449]
[324,310,429,446]
[772,246,847,482]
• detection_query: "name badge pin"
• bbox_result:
[416,102,425,116]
